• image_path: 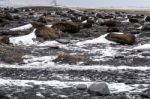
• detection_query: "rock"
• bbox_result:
[105,32,135,45]
[52,22,80,33]
[0,93,9,99]
[140,93,149,98]
[81,19,94,28]
[145,16,150,22]
[87,82,110,96]
[76,84,87,90]
[37,17,47,24]
[31,22,60,40]
[141,22,150,31]
[129,18,139,23]
[102,20,116,27]
[107,27,119,32]
[53,53,95,65]
[0,36,10,44]
[116,95,130,99]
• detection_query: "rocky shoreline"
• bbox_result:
[0,6,150,99]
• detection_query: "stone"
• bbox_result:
[107,27,119,32]
[141,22,150,31]
[0,36,10,44]
[76,84,87,90]
[105,32,135,45]
[103,20,117,27]
[129,18,139,23]
[52,22,80,33]
[116,95,130,99]
[145,16,150,22]
[87,82,110,96]
[31,22,60,40]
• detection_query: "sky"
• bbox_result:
[57,0,150,8]
[1,0,150,8]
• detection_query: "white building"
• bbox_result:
[0,0,57,7]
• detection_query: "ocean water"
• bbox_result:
[0,0,150,8]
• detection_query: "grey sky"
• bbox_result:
[57,0,150,8]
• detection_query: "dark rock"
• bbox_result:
[37,17,47,24]
[31,22,60,40]
[105,32,136,45]
[0,36,10,44]
[145,16,150,22]
[76,84,87,90]
[129,18,139,23]
[52,22,80,33]
[140,93,149,98]
[87,82,110,96]
[141,22,150,31]
[107,27,119,32]
[103,20,117,27]
[116,95,130,99]
[53,53,95,65]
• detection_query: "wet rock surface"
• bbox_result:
[0,7,150,99]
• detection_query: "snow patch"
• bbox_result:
[10,24,32,31]
[133,44,150,50]
[76,34,116,46]
[9,29,38,45]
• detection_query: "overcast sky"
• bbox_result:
[1,0,150,8]
[57,0,150,8]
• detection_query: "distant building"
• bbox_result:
[0,0,57,7]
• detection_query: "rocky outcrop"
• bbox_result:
[51,22,80,33]
[105,32,135,45]
[87,82,110,96]
[31,22,60,40]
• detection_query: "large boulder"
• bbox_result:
[31,22,60,40]
[51,22,80,33]
[105,32,135,45]
[87,82,110,96]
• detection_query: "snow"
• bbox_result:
[0,78,148,93]
[9,29,38,45]
[10,24,32,31]
[121,19,129,23]
[76,34,116,46]
[133,44,150,50]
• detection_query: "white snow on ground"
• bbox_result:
[0,78,148,93]
[133,44,150,50]
[9,29,38,45]
[121,19,129,23]
[76,34,116,46]
[10,24,32,31]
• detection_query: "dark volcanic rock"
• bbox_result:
[52,22,80,33]
[0,36,10,44]
[87,82,110,96]
[105,32,136,45]
[102,20,117,27]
